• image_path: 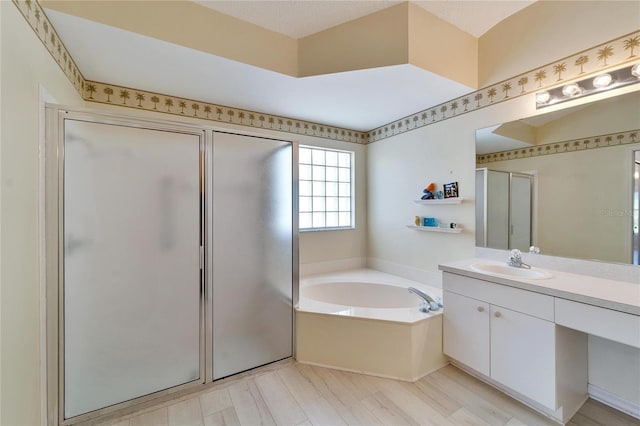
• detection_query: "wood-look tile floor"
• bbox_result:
[95,362,639,426]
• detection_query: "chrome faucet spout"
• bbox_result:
[408,287,441,312]
[508,249,531,269]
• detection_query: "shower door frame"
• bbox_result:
[44,106,209,425]
[44,105,299,425]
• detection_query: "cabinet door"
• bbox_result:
[490,305,556,410]
[443,291,490,376]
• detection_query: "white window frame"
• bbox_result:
[298,145,355,231]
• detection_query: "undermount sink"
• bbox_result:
[470,261,553,280]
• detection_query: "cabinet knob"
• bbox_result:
[494,311,502,318]
[476,306,485,312]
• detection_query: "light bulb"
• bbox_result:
[593,73,613,88]
[562,83,582,97]
[536,91,551,105]
[632,63,640,78]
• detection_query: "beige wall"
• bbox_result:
[1,3,85,425]
[407,2,478,89]
[479,1,640,87]
[298,3,409,77]
[367,96,532,271]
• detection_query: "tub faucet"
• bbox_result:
[508,249,531,269]
[408,287,442,312]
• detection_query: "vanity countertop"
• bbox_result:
[439,259,640,316]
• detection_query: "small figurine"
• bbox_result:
[414,216,421,226]
[421,182,436,200]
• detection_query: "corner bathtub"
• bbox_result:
[295,269,447,381]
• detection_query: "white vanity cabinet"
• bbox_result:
[443,272,587,422]
[489,304,556,410]
[442,291,490,376]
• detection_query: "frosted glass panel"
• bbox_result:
[475,169,486,246]
[325,151,338,166]
[487,170,509,249]
[511,175,532,251]
[63,120,201,418]
[212,132,292,380]
[299,164,311,180]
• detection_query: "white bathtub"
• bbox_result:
[297,269,442,323]
[295,269,447,381]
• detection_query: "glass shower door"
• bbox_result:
[63,119,203,419]
[211,131,293,380]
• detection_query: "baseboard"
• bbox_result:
[451,361,566,425]
[366,257,442,287]
[296,359,449,383]
[588,384,640,419]
[299,257,366,277]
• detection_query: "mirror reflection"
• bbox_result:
[475,91,640,265]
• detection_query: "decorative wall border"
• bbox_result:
[12,0,368,145]
[476,130,639,164]
[82,80,368,144]
[368,31,640,143]
[12,0,640,146]
[12,0,86,94]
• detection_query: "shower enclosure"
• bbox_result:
[44,107,296,425]
[476,168,533,251]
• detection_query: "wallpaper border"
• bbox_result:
[11,0,368,144]
[82,80,368,144]
[11,0,86,94]
[368,31,640,143]
[11,0,640,146]
[476,130,639,165]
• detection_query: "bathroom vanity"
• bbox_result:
[439,260,640,424]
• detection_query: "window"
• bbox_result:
[299,146,354,231]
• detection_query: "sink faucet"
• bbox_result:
[508,249,531,269]
[408,287,442,312]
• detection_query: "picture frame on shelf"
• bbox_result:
[444,181,459,198]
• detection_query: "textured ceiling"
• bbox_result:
[196,0,536,39]
[195,1,403,39]
[414,1,535,37]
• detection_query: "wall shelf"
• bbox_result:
[414,198,463,205]
[407,225,463,234]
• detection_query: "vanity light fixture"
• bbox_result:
[592,73,613,88]
[536,91,551,105]
[536,62,640,108]
[561,83,582,97]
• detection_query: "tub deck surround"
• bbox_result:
[296,269,447,381]
[439,259,640,316]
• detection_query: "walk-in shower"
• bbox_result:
[44,107,296,425]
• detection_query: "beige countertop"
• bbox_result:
[439,259,640,316]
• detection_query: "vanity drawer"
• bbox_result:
[555,298,640,349]
[443,272,554,321]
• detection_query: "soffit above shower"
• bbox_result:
[40,0,533,131]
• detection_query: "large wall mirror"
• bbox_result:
[475,91,640,265]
